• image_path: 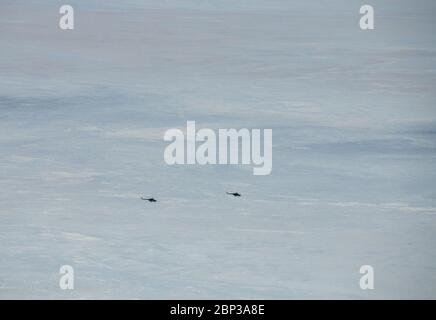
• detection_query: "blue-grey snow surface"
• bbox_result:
[0,0,436,299]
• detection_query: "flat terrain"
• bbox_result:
[0,0,435,298]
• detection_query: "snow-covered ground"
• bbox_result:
[0,0,435,299]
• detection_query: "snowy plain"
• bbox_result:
[0,0,436,298]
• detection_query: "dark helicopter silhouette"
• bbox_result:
[226,192,241,197]
[141,197,157,202]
